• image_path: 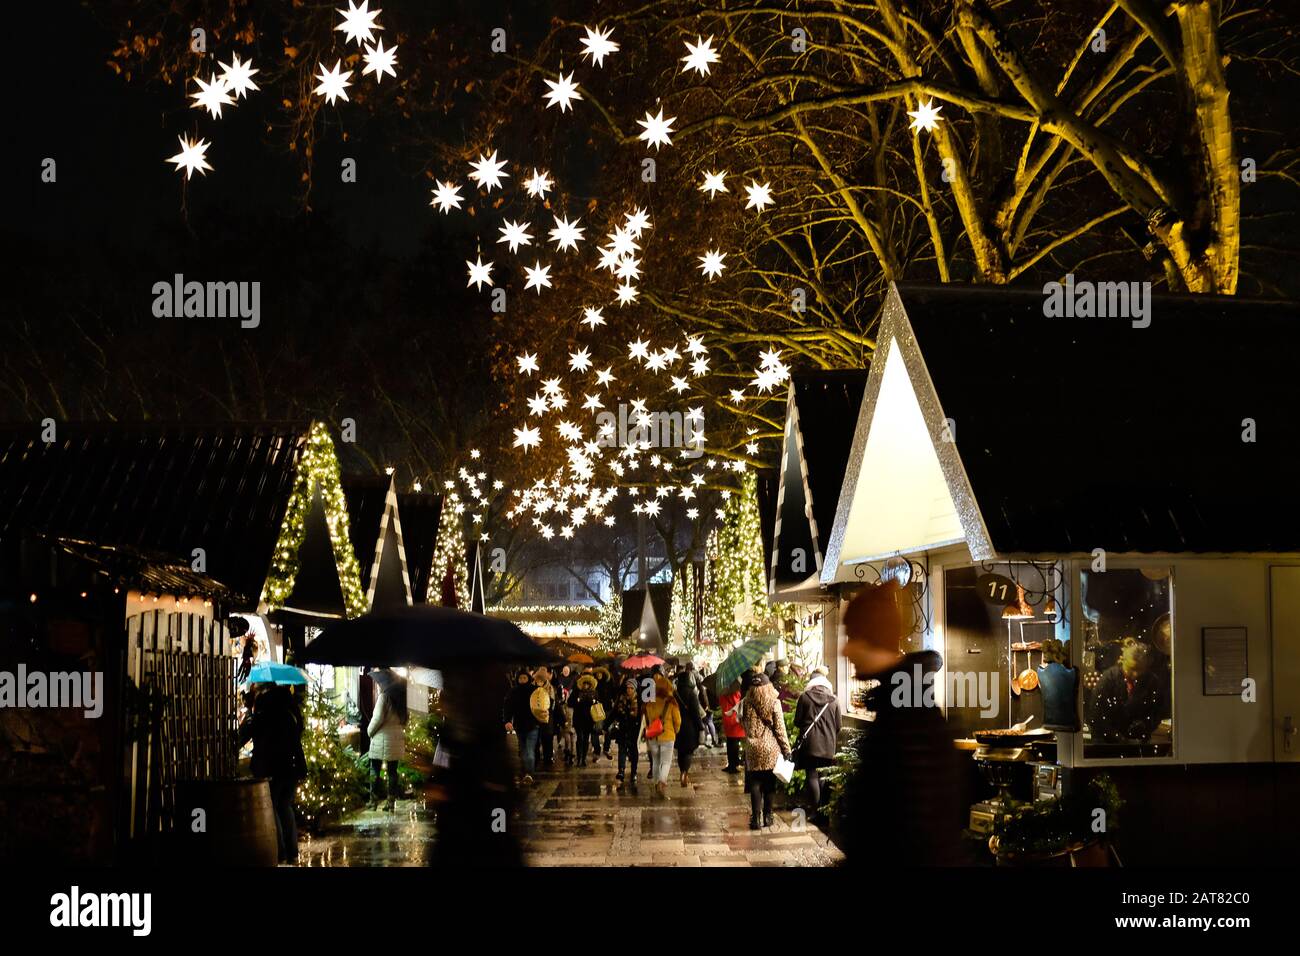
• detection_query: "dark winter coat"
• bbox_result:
[840,651,964,866]
[504,681,541,732]
[608,691,643,742]
[571,690,597,730]
[793,675,841,767]
[238,688,306,782]
[673,673,704,754]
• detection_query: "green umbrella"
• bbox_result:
[713,636,778,693]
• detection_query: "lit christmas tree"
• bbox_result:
[705,470,787,643]
[596,590,627,654]
[296,685,369,830]
[428,490,470,608]
[668,562,700,654]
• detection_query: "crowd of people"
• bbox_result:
[500,654,844,830]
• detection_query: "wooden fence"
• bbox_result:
[124,609,236,841]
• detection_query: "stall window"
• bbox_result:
[1079,568,1173,759]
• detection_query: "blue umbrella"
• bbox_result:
[247,661,308,686]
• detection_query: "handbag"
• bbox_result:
[590,701,606,724]
[773,754,795,785]
[645,701,665,739]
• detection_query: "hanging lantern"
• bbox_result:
[1043,596,1059,620]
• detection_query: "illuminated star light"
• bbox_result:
[628,339,650,362]
[595,368,616,387]
[218,54,259,99]
[681,36,720,76]
[543,72,583,112]
[527,395,550,416]
[431,180,463,213]
[549,215,585,252]
[569,348,593,373]
[581,307,605,329]
[580,26,619,67]
[513,425,541,452]
[690,356,710,376]
[745,180,774,211]
[524,262,553,292]
[314,60,353,104]
[624,208,652,236]
[523,168,554,198]
[336,0,383,45]
[190,74,234,118]
[498,219,533,253]
[908,98,943,132]
[466,255,494,290]
[469,150,509,192]
[582,394,604,412]
[637,109,676,150]
[362,38,398,82]
[699,249,726,279]
[616,282,639,305]
[166,135,213,180]
[516,352,539,375]
[700,170,728,197]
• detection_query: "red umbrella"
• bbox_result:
[622,653,665,671]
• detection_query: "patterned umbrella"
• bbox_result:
[622,653,665,671]
[713,636,778,693]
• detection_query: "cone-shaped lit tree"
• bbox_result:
[428,491,470,610]
[706,471,785,644]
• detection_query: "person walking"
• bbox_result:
[237,684,306,864]
[695,664,719,747]
[673,669,704,787]
[741,671,792,830]
[596,666,616,758]
[642,673,681,797]
[718,680,746,773]
[609,677,643,785]
[503,668,542,786]
[533,667,556,769]
[571,673,599,766]
[556,681,577,767]
[367,669,409,811]
[839,580,964,865]
[793,665,841,826]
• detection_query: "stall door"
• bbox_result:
[1270,567,1300,761]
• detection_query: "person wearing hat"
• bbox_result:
[609,677,643,785]
[794,665,841,826]
[642,673,682,796]
[503,668,542,785]
[741,671,792,829]
[531,667,556,769]
[839,580,963,865]
[571,673,600,766]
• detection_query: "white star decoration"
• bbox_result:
[469,150,509,192]
[580,26,619,67]
[544,72,583,112]
[699,249,726,279]
[616,282,639,305]
[637,109,676,149]
[513,426,541,452]
[523,168,554,198]
[430,180,463,213]
[218,54,259,99]
[745,180,774,211]
[517,352,539,374]
[624,208,651,236]
[336,0,383,45]
[466,255,494,289]
[190,74,234,118]
[314,60,353,104]
[362,38,398,82]
[569,348,593,373]
[498,219,533,253]
[167,135,212,179]
[581,307,605,329]
[700,170,728,197]
[549,215,584,251]
[524,261,553,292]
[681,36,720,76]
[908,98,943,132]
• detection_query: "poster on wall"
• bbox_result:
[1202,627,1249,696]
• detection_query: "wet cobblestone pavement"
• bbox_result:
[298,744,844,867]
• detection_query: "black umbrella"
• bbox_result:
[301,605,558,667]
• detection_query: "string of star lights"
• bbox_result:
[260,422,369,619]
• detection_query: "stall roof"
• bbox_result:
[344,474,413,610]
[396,491,443,603]
[0,422,308,606]
[770,371,868,599]
[822,283,1300,579]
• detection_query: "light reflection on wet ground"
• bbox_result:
[295,746,843,867]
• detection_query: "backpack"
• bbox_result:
[529,686,551,724]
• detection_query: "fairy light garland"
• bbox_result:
[705,471,790,643]
[260,422,368,619]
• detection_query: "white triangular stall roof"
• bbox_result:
[820,284,995,584]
